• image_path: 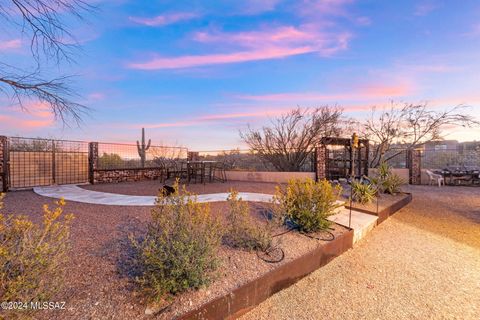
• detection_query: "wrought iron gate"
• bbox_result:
[7,137,89,189]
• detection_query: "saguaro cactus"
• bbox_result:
[136,127,151,168]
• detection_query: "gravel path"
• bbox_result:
[240,185,480,320]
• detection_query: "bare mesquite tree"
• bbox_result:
[240,106,343,171]
[0,0,93,124]
[364,103,479,167]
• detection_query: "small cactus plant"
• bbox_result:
[137,127,151,167]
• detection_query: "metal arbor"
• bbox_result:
[319,137,369,181]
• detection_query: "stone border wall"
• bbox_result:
[88,142,166,184]
[93,168,165,184]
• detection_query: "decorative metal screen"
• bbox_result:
[421,149,480,169]
[195,149,315,172]
[7,137,89,188]
[96,142,188,170]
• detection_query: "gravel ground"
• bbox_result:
[1,180,347,320]
[240,185,480,320]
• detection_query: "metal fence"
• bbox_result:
[193,149,316,172]
[7,137,89,188]
[421,149,480,169]
[97,142,188,170]
[368,148,409,169]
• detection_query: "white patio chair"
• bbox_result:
[426,170,444,187]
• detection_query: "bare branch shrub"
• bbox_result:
[364,103,480,167]
[240,106,343,171]
[0,0,94,124]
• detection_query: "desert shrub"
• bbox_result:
[351,181,377,204]
[0,195,73,310]
[378,161,390,181]
[374,162,405,194]
[223,190,272,251]
[131,183,222,302]
[382,174,404,194]
[273,179,343,233]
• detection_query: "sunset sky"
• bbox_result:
[1,0,480,150]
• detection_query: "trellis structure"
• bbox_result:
[316,137,369,181]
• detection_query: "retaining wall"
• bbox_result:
[93,168,164,184]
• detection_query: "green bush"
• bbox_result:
[273,179,343,233]
[378,161,390,181]
[374,162,405,194]
[131,183,222,302]
[223,190,272,251]
[382,174,404,194]
[351,181,377,204]
[0,194,73,315]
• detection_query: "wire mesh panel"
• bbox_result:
[326,145,350,180]
[8,137,54,188]
[195,149,315,172]
[8,137,89,188]
[97,142,188,170]
[53,140,89,184]
[421,149,480,170]
[369,148,408,168]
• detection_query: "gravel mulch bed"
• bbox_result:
[240,185,480,320]
[345,192,410,213]
[1,181,348,320]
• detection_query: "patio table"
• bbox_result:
[180,160,218,184]
[438,169,480,185]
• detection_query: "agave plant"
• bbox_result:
[351,180,377,204]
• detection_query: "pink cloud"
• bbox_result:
[402,64,460,73]
[129,24,351,70]
[128,46,314,70]
[355,16,371,26]
[463,24,480,37]
[143,120,198,129]
[361,84,411,97]
[193,26,317,46]
[414,2,439,16]
[197,110,288,121]
[239,0,281,14]
[136,105,384,131]
[129,12,198,27]
[87,92,106,101]
[193,25,351,54]
[138,108,293,129]
[0,101,54,130]
[297,0,354,17]
[0,39,21,51]
[236,84,412,102]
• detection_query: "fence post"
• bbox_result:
[88,142,98,184]
[51,140,56,184]
[188,151,199,161]
[0,136,8,192]
[315,145,327,181]
[407,149,422,185]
